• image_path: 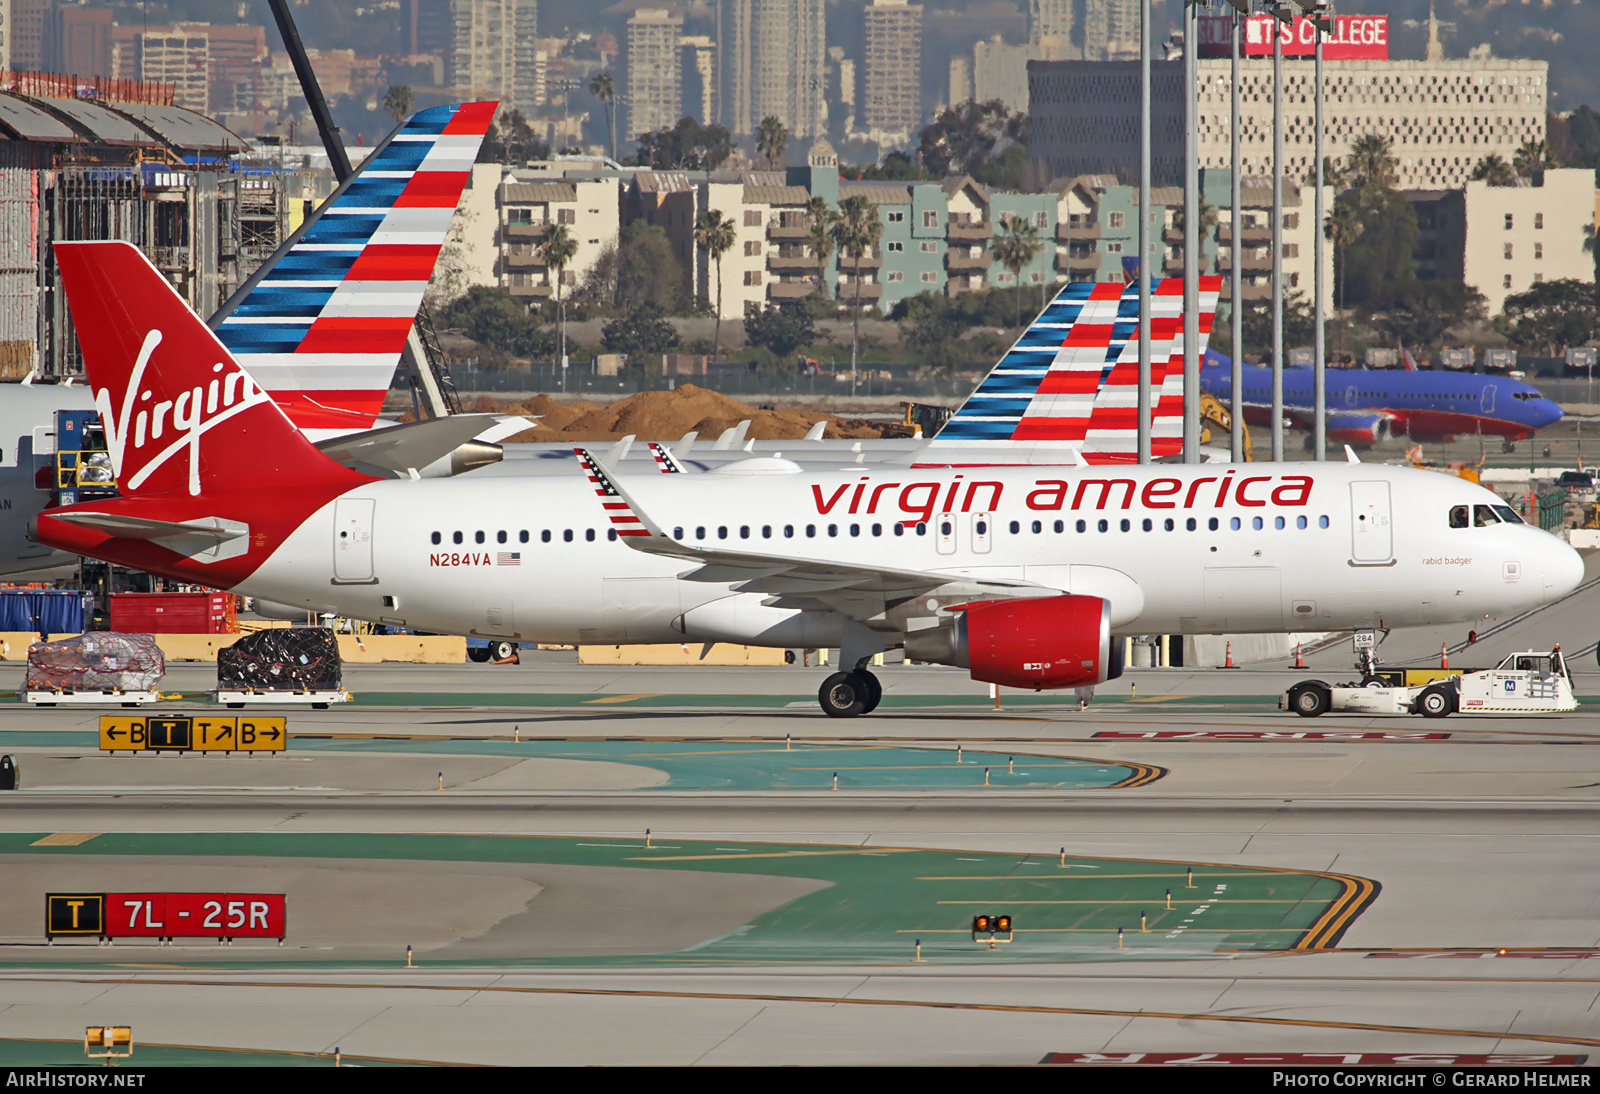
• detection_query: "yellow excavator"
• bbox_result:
[1198,392,1252,460]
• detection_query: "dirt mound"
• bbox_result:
[491,384,889,443]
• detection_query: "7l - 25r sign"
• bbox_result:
[47,891,287,941]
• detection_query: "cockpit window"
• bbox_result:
[1473,504,1501,527]
[1449,505,1468,529]
[1492,505,1524,525]
[1512,391,1536,401]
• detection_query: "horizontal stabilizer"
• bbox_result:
[314,414,530,475]
[47,511,245,543]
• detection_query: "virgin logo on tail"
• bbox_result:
[96,328,274,497]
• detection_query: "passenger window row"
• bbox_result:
[430,529,619,544]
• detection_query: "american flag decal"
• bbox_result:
[573,448,653,537]
[497,552,521,565]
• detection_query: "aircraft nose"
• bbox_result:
[1539,536,1585,605]
[1538,399,1565,428]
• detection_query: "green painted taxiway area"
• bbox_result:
[0,733,1160,790]
[0,1038,403,1068]
[1,832,1374,969]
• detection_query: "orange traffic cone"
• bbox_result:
[1294,643,1305,669]
[1224,641,1235,669]
[1440,642,1449,670]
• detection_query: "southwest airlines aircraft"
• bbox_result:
[33,242,1584,716]
[1200,351,1564,446]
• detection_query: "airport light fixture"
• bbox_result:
[1229,0,1246,462]
[971,914,1015,948]
[1270,1,1287,461]
[1182,0,1201,463]
[1138,0,1153,463]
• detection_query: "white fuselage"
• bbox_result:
[233,460,1583,650]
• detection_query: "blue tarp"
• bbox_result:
[0,590,92,635]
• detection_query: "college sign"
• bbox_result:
[1197,14,1390,60]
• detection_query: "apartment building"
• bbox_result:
[496,166,621,302]
[1420,168,1597,316]
[1052,169,1333,314]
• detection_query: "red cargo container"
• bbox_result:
[109,592,237,634]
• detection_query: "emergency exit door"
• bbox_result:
[1349,481,1393,565]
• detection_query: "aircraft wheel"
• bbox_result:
[488,640,516,662]
[1417,685,1456,718]
[1288,683,1330,718]
[1360,675,1386,688]
[1502,441,1515,454]
[467,647,492,663]
[819,672,867,718]
[853,669,883,714]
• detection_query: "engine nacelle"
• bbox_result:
[903,594,1122,690]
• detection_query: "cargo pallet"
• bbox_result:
[209,689,349,710]
[22,689,161,707]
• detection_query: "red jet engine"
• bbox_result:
[904,594,1122,690]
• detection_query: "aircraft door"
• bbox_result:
[971,512,992,554]
[936,512,956,555]
[1480,384,1496,415]
[1349,481,1394,565]
[332,498,375,582]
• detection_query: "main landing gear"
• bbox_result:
[819,669,882,718]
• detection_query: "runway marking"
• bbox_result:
[919,873,1301,881]
[625,848,920,862]
[1123,696,1192,703]
[582,694,660,705]
[897,927,1308,933]
[16,977,1595,1049]
[934,900,1312,905]
[0,1034,471,1068]
[785,763,1101,771]
[30,833,99,847]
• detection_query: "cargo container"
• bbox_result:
[109,592,237,634]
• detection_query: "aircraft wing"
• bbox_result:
[572,449,1049,617]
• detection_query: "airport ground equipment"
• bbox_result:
[22,632,164,706]
[211,627,348,708]
[1283,649,1576,718]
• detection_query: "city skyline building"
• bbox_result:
[625,8,682,139]
[717,0,825,139]
[861,0,922,145]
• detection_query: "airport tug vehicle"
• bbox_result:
[1283,648,1577,719]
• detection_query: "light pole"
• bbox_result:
[1138,0,1152,464]
[1229,0,1245,463]
[1182,0,1200,463]
[558,298,568,393]
[1270,1,1287,462]
[1302,0,1332,462]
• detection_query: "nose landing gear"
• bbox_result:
[818,669,883,718]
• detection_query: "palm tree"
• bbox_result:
[1346,134,1398,191]
[805,195,836,299]
[991,216,1042,328]
[694,209,737,362]
[829,195,883,381]
[382,85,413,124]
[1469,153,1517,186]
[539,222,579,362]
[756,116,789,169]
[1324,200,1365,351]
[589,72,616,161]
[539,222,578,306]
[1513,137,1560,178]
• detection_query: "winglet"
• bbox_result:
[572,447,659,538]
[648,441,687,474]
[804,421,827,441]
[1345,445,1361,463]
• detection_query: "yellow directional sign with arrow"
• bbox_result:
[99,715,286,753]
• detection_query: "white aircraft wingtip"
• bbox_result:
[1345,445,1361,464]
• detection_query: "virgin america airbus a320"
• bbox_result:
[32,242,1584,716]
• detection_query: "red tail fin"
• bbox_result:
[55,241,360,498]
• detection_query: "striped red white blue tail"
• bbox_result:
[212,102,497,439]
[932,277,1222,461]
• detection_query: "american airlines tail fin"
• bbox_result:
[55,241,369,500]
[211,101,497,437]
[925,276,1221,462]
